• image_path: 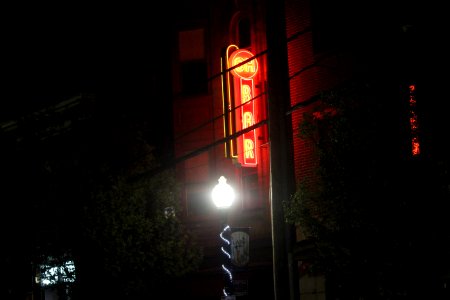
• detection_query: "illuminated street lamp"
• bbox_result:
[211,176,236,300]
[212,176,235,209]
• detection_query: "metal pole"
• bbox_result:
[265,0,299,299]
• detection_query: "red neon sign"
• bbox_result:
[240,79,257,166]
[229,49,258,167]
[409,84,420,156]
[229,49,259,79]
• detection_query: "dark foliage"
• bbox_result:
[285,79,450,298]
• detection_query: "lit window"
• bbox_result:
[178,29,208,95]
[40,259,76,287]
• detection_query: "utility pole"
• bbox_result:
[265,0,299,300]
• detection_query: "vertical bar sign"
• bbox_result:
[228,49,259,167]
[409,84,420,156]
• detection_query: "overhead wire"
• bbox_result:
[132,26,338,181]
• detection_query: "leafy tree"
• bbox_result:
[69,119,203,300]
[76,143,202,299]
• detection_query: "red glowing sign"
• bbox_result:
[409,84,420,156]
[239,78,257,166]
[228,48,259,167]
[229,49,258,79]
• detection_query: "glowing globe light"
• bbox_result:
[211,176,235,209]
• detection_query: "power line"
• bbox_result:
[129,119,267,183]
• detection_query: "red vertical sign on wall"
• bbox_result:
[239,78,257,166]
[228,49,258,167]
[409,84,420,157]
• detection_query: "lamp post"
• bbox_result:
[211,176,236,300]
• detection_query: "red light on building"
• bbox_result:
[409,84,420,156]
[228,48,259,167]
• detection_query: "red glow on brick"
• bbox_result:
[312,107,337,120]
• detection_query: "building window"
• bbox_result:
[238,18,251,48]
[181,60,207,95]
[178,28,208,95]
